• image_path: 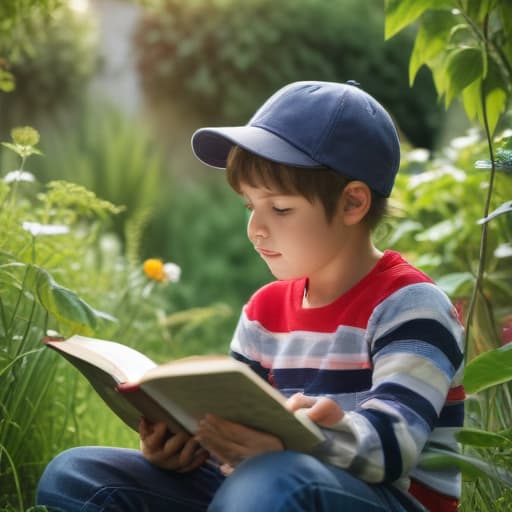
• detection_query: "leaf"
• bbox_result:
[435,272,474,296]
[1,142,21,156]
[409,11,454,84]
[428,51,451,96]
[385,220,423,246]
[481,87,508,137]
[445,47,484,107]
[464,343,512,393]
[415,218,463,242]
[461,78,481,120]
[384,0,452,40]
[477,200,512,224]
[456,427,512,448]
[466,0,494,22]
[499,1,512,63]
[419,447,512,485]
[0,348,43,379]
[25,264,117,335]
[159,303,231,328]
[0,69,15,92]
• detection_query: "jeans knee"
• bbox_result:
[238,451,332,483]
[37,446,117,508]
[209,451,335,511]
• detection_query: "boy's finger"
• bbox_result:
[306,397,344,426]
[163,431,190,457]
[178,438,200,466]
[144,421,168,448]
[177,449,210,473]
[285,392,317,412]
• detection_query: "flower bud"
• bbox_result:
[11,126,40,147]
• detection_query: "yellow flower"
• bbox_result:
[143,259,166,281]
[143,259,181,283]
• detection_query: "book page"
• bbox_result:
[140,369,324,452]
[47,335,156,382]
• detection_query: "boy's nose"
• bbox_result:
[247,211,268,241]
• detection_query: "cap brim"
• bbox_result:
[191,126,322,169]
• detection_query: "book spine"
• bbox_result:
[116,382,141,393]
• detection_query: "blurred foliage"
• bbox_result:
[0,128,120,509]
[13,104,168,260]
[146,176,271,309]
[385,0,512,137]
[386,130,512,358]
[135,0,443,148]
[0,3,98,133]
[0,0,64,57]
[0,124,229,509]
[382,129,512,510]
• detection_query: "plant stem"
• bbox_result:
[464,84,497,360]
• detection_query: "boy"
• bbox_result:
[36,81,464,512]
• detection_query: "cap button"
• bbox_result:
[346,80,361,87]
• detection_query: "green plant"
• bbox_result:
[135,0,443,148]
[0,127,122,509]
[0,1,64,58]
[31,104,167,261]
[150,178,270,300]
[384,1,512,508]
[0,2,98,132]
[0,124,236,509]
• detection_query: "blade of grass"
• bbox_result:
[0,444,24,511]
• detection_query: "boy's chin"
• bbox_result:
[269,268,306,281]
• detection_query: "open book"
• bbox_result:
[44,335,325,452]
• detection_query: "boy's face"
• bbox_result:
[241,182,348,281]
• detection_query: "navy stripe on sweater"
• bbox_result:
[372,318,463,369]
[437,402,465,427]
[358,408,402,482]
[230,351,270,382]
[273,368,372,394]
[369,382,438,429]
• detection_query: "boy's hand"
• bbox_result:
[139,418,209,472]
[195,414,283,470]
[286,393,344,426]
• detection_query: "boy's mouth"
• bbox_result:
[256,248,281,258]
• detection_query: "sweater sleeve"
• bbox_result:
[314,283,465,485]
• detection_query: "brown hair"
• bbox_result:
[226,146,387,229]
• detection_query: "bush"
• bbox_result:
[145,176,272,346]
[0,3,98,134]
[135,0,443,148]
[382,129,512,357]
[29,104,168,258]
[0,126,225,509]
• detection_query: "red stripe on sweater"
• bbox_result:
[447,385,466,401]
[409,479,459,512]
[245,252,433,332]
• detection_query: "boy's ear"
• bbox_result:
[339,181,372,225]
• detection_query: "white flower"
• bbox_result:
[405,148,430,163]
[22,221,70,236]
[495,244,512,259]
[407,164,466,188]
[3,170,36,183]
[163,262,181,283]
[450,131,480,149]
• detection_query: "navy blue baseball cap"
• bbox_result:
[191,81,400,197]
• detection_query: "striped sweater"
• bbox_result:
[230,251,465,512]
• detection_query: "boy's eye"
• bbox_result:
[272,207,292,214]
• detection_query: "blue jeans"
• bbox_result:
[36,447,424,511]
